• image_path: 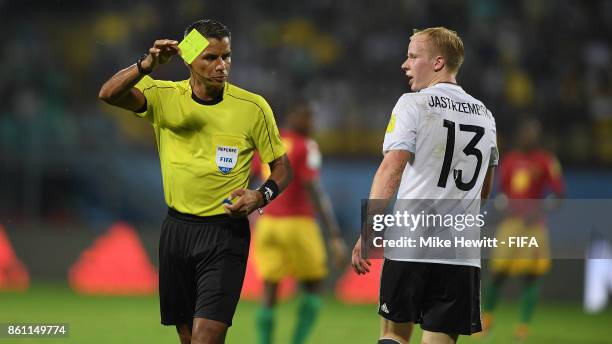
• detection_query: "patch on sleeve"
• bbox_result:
[386,113,397,133]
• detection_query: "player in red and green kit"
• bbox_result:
[482,118,564,341]
[252,101,347,344]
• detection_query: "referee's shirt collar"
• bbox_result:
[191,83,227,106]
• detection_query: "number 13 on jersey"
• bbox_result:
[437,119,485,191]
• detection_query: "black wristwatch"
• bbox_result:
[136,53,152,75]
[256,180,278,207]
[257,187,271,206]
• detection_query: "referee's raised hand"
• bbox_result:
[140,39,180,73]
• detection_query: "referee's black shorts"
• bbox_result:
[378,259,482,335]
[159,208,250,327]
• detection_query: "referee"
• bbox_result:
[99,19,292,344]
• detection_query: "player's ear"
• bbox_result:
[433,55,445,72]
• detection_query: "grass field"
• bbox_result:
[1,284,611,343]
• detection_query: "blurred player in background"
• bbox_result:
[253,100,347,344]
[482,118,565,341]
[98,19,291,344]
[352,27,498,344]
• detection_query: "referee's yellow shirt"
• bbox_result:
[134,76,285,217]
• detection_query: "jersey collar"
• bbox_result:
[190,83,228,106]
[433,82,462,89]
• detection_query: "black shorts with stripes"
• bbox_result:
[379,259,482,335]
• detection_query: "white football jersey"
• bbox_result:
[382,83,498,267]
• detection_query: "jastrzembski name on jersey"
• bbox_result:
[427,95,490,118]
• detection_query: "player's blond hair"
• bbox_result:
[411,27,464,74]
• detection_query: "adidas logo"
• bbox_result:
[380,303,390,314]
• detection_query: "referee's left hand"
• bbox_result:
[223,188,264,218]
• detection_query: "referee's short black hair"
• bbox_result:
[184,19,231,40]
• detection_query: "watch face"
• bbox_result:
[264,187,273,200]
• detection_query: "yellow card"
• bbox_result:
[178,29,210,64]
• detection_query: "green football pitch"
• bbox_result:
[1,284,610,343]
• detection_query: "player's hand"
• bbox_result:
[351,237,371,275]
[223,188,264,218]
[141,39,180,72]
[330,236,348,269]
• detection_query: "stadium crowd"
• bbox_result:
[1,0,611,224]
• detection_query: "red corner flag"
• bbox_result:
[0,225,29,291]
[69,222,158,295]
